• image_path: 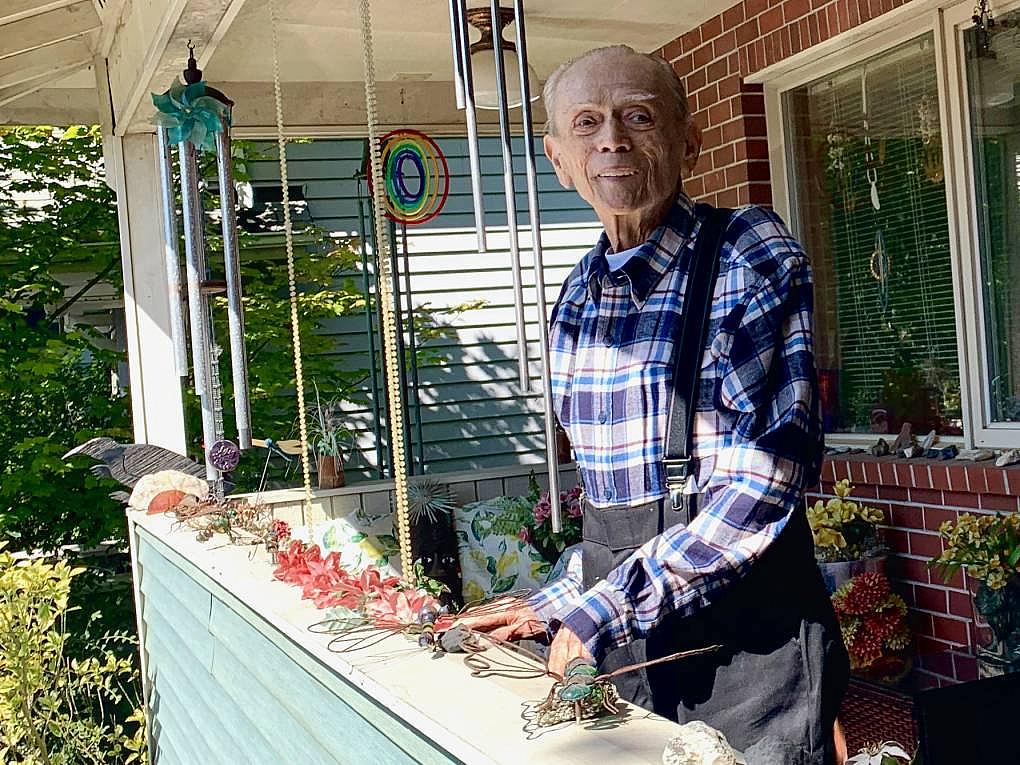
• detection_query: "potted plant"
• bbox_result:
[846,741,914,764]
[931,512,1020,677]
[833,572,912,684]
[521,475,583,565]
[308,382,354,489]
[807,479,887,593]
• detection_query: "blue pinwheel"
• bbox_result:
[151,79,230,152]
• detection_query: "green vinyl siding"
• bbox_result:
[244,137,598,479]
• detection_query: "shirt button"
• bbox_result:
[603,334,613,346]
[604,488,614,501]
[598,411,608,424]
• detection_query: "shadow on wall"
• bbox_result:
[341,329,555,482]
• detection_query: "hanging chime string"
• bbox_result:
[269,0,313,513]
[358,0,414,582]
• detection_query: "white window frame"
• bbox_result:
[749,0,1020,448]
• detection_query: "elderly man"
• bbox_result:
[463,46,849,762]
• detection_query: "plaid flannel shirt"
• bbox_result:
[528,193,823,663]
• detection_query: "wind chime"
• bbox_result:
[446,0,563,531]
[151,45,252,489]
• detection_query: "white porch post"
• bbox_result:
[106,130,188,453]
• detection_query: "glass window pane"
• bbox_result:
[965,15,1020,423]
[784,34,963,436]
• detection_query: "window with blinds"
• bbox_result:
[965,13,1020,424]
[784,34,962,436]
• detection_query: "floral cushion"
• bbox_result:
[453,496,555,604]
[311,509,401,579]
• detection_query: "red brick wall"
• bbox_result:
[654,0,1020,688]
[655,0,912,207]
[808,457,1020,687]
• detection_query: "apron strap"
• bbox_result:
[663,205,732,523]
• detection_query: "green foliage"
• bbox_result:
[0,543,146,765]
[0,126,130,552]
[196,189,484,488]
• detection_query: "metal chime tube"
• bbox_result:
[214,121,252,450]
[156,128,189,377]
[401,224,426,472]
[452,0,488,254]
[178,141,218,480]
[512,0,561,532]
[355,183,385,478]
[447,0,465,109]
[489,0,530,392]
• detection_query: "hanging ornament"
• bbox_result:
[917,94,944,184]
[368,129,450,225]
[209,439,241,472]
[152,80,230,151]
[869,229,891,316]
[973,0,996,56]
[861,69,881,211]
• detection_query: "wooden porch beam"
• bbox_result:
[0,86,100,125]
[0,38,93,91]
[0,0,87,27]
[105,0,250,135]
[0,2,99,60]
[0,61,91,109]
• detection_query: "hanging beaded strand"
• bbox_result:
[358,0,415,583]
[269,0,314,515]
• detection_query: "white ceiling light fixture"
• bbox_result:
[466,6,540,109]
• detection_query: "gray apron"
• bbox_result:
[581,501,849,763]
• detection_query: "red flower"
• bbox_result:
[270,519,291,541]
[833,571,891,616]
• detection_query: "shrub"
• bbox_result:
[0,543,146,764]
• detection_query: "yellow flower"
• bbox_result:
[462,580,486,604]
[814,528,847,549]
[987,568,1008,590]
[495,552,518,577]
[834,479,853,499]
[807,502,828,530]
[469,549,488,568]
[861,505,884,523]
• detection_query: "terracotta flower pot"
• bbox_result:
[317,455,346,489]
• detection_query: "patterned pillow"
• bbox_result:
[454,496,555,604]
[311,509,401,578]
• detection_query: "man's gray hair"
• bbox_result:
[541,45,691,135]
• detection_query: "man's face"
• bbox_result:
[543,50,700,224]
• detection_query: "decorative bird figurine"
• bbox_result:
[64,437,208,490]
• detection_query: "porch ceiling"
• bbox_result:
[0,0,100,114]
[0,0,726,132]
[209,0,711,84]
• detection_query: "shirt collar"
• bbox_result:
[584,192,698,308]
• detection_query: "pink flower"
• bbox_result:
[518,527,531,544]
[365,588,441,629]
[566,499,582,518]
[533,492,552,524]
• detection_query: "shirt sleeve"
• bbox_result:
[553,239,823,663]
[527,564,583,622]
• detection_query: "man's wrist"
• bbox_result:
[550,579,630,664]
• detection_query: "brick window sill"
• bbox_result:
[818,454,1020,500]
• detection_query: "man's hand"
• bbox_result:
[455,598,547,643]
[454,597,594,679]
[546,623,592,679]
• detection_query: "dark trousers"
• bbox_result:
[582,500,849,764]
